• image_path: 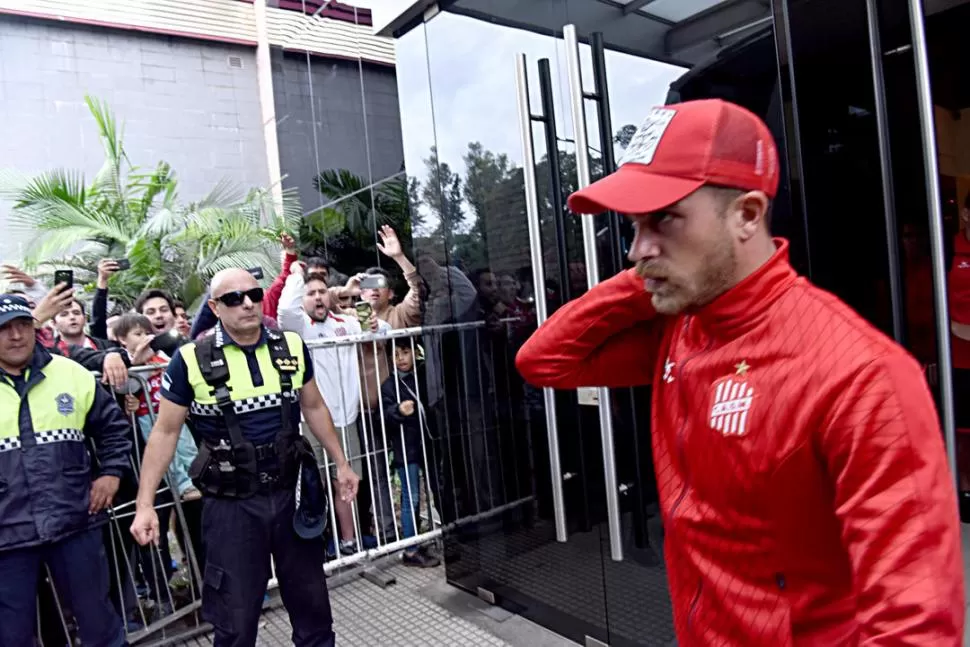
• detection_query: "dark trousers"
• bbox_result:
[0,527,124,647]
[201,488,334,647]
[359,409,397,540]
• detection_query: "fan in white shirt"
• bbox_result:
[278,264,389,552]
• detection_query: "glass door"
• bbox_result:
[404,6,621,645]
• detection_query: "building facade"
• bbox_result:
[0,0,403,261]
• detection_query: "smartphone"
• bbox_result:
[355,301,374,329]
[53,269,73,289]
[247,266,264,280]
[115,258,131,271]
[149,329,177,352]
[360,275,387,290]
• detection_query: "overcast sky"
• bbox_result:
[356,1,686,190]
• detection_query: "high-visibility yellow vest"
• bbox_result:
[0,354,96,452]
[179,331,306,416]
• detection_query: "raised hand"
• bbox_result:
[32,283,75,324]
[376,225,403,259]
[97,259,119,289]
[2,265,36,288]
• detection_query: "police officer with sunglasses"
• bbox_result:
[130,268,359,647]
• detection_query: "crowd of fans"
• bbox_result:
[1,224,543,639]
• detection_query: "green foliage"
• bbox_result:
[303,168,415,275]
[0,95,297,310]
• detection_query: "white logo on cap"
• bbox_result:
[620,107,677,166]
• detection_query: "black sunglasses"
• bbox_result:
[214,287,264,307]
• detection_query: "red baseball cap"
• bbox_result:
[567,99,780,215]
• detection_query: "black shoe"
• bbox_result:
[402,550,440,568]
[420,541,442,559]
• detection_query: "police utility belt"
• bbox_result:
[188,330,315,499]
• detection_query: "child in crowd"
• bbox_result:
[381,344,440,568]
[113,314,201,502]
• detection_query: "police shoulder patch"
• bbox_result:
[56,393,75,416]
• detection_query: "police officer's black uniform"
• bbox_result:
[160,323,334,647]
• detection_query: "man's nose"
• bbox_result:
[627,228,662,263]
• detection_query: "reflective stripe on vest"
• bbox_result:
[180,330,306,416]
[0,355,95,452]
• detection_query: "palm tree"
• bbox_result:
[0,95,300,309]
[308,169,411,242]
[303,168,415,274]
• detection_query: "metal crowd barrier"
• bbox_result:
[269,318,534,583]
[35,364,205,646]
[40,316,536,645]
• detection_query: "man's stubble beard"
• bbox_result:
[645,236,737,316]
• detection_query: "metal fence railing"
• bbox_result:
[38,317,535,645]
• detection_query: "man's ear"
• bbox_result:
[735,191,770,241]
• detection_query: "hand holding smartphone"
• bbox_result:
[359,275,387,290]
[355,301,374,330]
[53,269,73,289]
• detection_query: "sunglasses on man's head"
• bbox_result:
[215,288,264,307]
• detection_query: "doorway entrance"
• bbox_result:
[382,0,967,644]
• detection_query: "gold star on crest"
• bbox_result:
[735,360,750,376]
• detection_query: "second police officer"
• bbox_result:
[0,294,132,646]
[130,268,360,647]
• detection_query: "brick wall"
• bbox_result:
[0,15,269,260]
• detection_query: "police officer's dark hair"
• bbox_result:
[364,267,392,280]
[112,313,153,340]
[305,257,330,272]
[134,289,175,315]
[305,272,330,288]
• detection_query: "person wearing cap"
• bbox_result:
[516,99,963,645]
[0,294,132,646]
[129,268,359,647]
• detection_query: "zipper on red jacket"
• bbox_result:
[668,317,713,519]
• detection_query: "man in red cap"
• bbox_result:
[516,99,964,645]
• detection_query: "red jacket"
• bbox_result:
[263,251,298,320]
[516,239,963,646]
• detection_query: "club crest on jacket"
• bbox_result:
[709,362,754,436]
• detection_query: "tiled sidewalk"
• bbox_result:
[178,564,520,647]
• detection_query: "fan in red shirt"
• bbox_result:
[516,99,963,646]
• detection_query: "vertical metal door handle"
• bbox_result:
[515,53,568,543]
[563,24,624,562]
[906,0,957,485]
